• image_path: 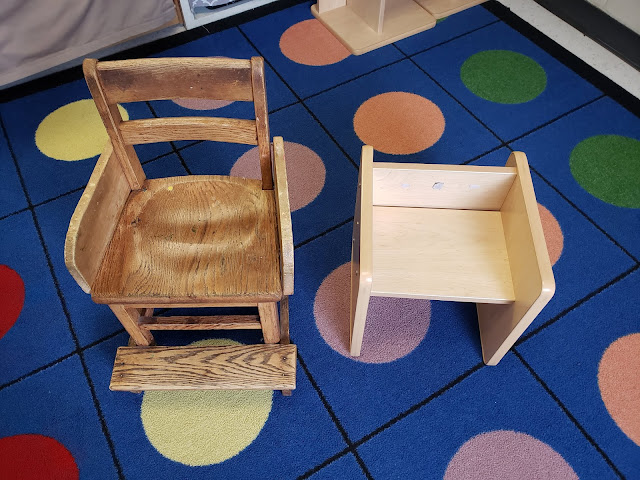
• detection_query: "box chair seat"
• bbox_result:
[350,146,555,366]
[65,57,295,393]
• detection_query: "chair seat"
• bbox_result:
[91,175,283,304]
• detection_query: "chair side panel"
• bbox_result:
[477,151,555,365]
[64,144,131,293]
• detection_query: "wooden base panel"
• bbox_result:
[416,0,486,19]
[311,1,436,55]
[110,344,297,391]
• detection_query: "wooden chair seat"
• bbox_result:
[91,175,283,305]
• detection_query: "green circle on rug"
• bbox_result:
[461,50,547,104]
[570,135,640,208]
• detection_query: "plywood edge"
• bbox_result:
[350,146,374,356]
[373,162,517,174]
[273,137,294,296]
[507,151,556,296]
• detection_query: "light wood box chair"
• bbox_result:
[350,146,555,365]
[65,57,296,393]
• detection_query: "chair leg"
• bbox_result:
[258,302,281,344]
[279,297,292,396]
[350,269,372,357]
[110,305,155,346]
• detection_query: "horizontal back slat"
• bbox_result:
[97,58,254,103]
[372,162,517,210]
[120,117,258,145]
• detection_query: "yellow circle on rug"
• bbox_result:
[35,99,128,161]
[354,92,445,155]
[140,338,273,466]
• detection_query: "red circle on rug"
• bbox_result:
[354,92,445,155]
[444,430,578,480]
[0,265,25,339]
[231,141,326,211]
[538,204,563,266]
[598,333,640,446]
[0,434,79,480]
[280,19,350,66]
[314,263,430,363]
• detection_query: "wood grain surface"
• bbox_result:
[97,57,254,103]
[110,344,297,391]
[91,175,282,304]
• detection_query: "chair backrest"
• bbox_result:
[83,56,273,190]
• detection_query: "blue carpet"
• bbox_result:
[0,1,638,478]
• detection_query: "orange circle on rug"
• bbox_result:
[314,262,430,363]
[172,98,233,110]
[354,92,445,155]
[231,141,326,211]
[280,19,350,66]
[598,333,640,446]
[538,204,563,266]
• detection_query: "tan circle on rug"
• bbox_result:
[231,141,326,211]
[598,333,640,446]
[538,204,563,266]
[172,98,234,110]
[354,92,445,155]
[140,338,272,466]
[280,19,350,66]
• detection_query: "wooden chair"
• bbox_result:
[65,57,296,393]
[350,146,555,365]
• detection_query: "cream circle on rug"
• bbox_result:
[35,99,128,161]
[280,19,350,66]
[538,204,563,266]
[172,98,234,110]
[231,141,326,211]
[444,430,578,479]
[314,262,430,363]
[140,338,273,466]
[353,92,445,155]
[598,333,640,446]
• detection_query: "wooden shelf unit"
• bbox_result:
[312,0,485,55]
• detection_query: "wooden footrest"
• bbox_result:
[109,344,297,391]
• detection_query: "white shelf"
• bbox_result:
[179,0,280,29]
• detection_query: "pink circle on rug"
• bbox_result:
[598,333,640,446]
[314,262,430,363]
[231,141,326,211]
[354,92,445,155]
[0,265,25,340]
[172,98,234,110]
[538,204,563,266]
[280,19,350,66]
[444,430,578,480]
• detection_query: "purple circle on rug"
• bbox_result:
[172,98,234,110]
[314,263,430,363]
[444,430,578,480]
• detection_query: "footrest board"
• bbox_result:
[110,344,297,391]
